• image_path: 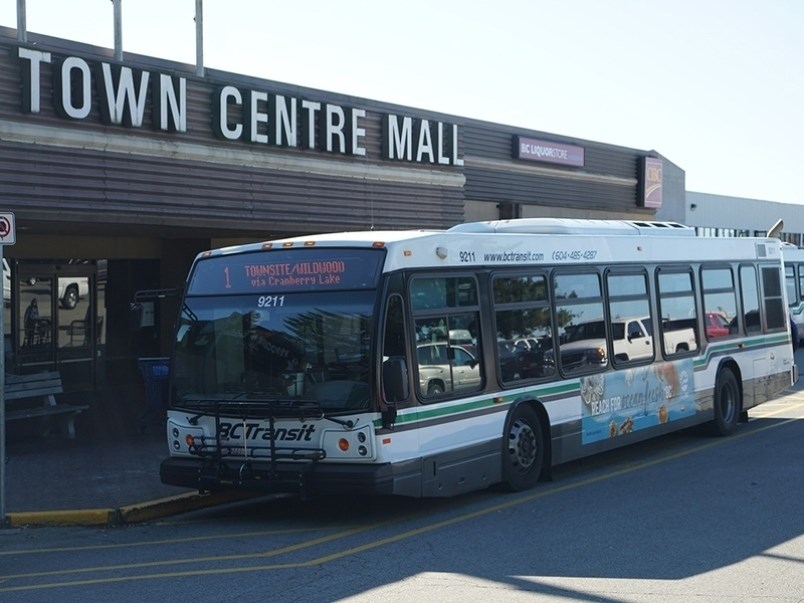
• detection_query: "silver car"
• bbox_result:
[417,342,481,395]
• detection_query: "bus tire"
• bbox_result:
[712,368,740,436]
[502,403,544,491]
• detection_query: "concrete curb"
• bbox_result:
[6,508,116,527]
[6,490,259,527]
[118,490,259,524]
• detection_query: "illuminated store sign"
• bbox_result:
[17,47,463,167]
[514,135,584,167]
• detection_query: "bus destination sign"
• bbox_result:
[187,249,384,295]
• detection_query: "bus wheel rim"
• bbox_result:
[509,419,537,471]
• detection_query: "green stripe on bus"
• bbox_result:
[375,380,580,427]
[693,333,790,370]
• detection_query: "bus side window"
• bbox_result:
[492,273,555,383]
[740,265,762,335]
[554,272,608,375]
[410,276,483,400]
[607,271,654,366]
[761,265,786,331]
[657,270,699,357]
[701,266,737,341]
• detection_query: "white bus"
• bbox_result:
[782,243,804,342]
[159,219,797,498]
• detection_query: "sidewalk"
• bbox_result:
[2,385,253,527]
[4,429,185,513]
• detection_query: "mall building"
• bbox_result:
[0,26,683,409]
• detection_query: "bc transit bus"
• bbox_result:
[158,219,797,498]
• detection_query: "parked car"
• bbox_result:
[559,317,654,367]
[57,277,89,309]
[704,311,731,338]
[2,259,88,309]
[497,341,520,381]
[548,316,697,371]
[417,342,481,395]
[497,338,556,381]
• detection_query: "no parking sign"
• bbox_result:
[0,212,15,245]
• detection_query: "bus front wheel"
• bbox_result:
[712,368,740,436]
[502,404,544,491]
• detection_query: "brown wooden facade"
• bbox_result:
[0,26,684,401]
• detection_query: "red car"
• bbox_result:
[705,312,730,339]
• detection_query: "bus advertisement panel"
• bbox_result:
[581,360,695,444]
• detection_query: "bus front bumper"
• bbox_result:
[160,456,422,498]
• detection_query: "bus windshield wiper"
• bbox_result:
[290,400,356,427]
[321,414,357,428]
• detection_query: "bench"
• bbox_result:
[4,371,89,439]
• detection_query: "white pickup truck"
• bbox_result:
[558,316,697,369]
[3,259,89,309]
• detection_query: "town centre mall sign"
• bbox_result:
[17,47,464,167]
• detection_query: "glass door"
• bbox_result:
[17,275,55,371]
[16,262,99,389]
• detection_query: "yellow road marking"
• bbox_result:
[0,523,386,581]
[0,527,323,557]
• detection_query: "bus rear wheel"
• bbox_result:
[502,404,544,491]
[712,368,740,436]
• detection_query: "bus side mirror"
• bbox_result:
[382,357,408,428]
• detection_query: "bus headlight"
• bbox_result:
[167,419,205,455]
[323,424,374,460]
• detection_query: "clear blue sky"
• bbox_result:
[2,0,802,205]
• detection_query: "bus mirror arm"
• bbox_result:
[381,404,397,430]
[382,357,409,428]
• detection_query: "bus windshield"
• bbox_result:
[172,290,374,412]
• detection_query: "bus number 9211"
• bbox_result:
[258,295,285,307]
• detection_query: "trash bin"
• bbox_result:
[138,356,169,432]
